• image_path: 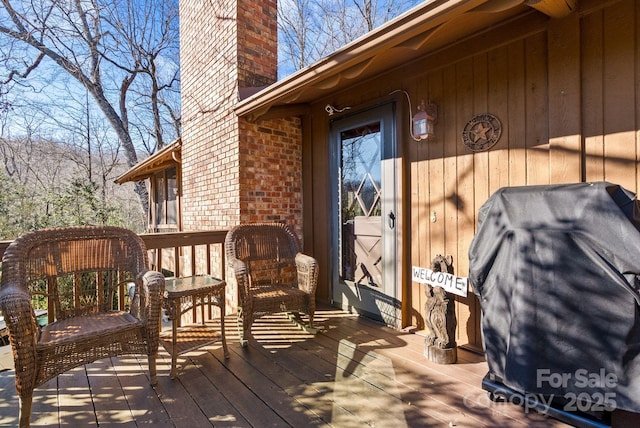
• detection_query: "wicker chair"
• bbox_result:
[225,222,319,347]
[0,226,165,428]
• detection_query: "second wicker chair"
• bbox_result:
[224,222,319,346]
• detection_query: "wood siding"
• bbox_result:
[306,0,640,348]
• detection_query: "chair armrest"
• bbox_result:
[0,284,39,392]
[229,258,253,311]
[132,271,165,347]
[295,253,319,295]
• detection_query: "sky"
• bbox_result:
[0,0,424,148]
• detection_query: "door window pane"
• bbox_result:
[340,122,382,286]
[341,122,382,221]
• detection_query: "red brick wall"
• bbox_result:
[237,1,278,87]
[239,117,303,232]
[179,0,302,233]
[180,0,240,230]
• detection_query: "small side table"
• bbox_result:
[160,275,229,379]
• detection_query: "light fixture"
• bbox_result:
[412,100,437,141]
[390,90,437,142]
[324,104,351,116]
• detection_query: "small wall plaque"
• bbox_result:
[462,113,502,152]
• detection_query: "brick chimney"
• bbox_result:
[179,0,281,230]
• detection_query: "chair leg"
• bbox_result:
[237,309,250,348]
[306,301,318,333]
[19,393,32,428]
[220,311,229,358]
[288,311,318,334]
[148,354,158,386]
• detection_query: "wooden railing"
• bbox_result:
[0,230,229,279]
[0,241,9,260]
[0,230,230,335]
[140,230,228,279]
[141,230,231,323]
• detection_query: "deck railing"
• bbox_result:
[139,230,228,279]
[0,229,231,332]
[0,229,229,279]
[0,241,9,260]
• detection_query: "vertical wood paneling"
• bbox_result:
[428,71,446,264]
[464,54,489,347]
[548,14,582,183]
[472,54,490,233]
[310,0,640,345]
[403,2,640,345]
[603,0,637,190]
[442,63,467,342]
[310,109,332,304]
[487,45,510,194]
[415,77,431,328]
[418,77,431,274]
[442,64,458,268]
[443,76,458,257]
[454,60,475,277]
[455,57,476,346]
[525,32,550,185]
[468,53,491,343]
[582,10,605,182]
[407,79,425,328]
[508,40,527,185]
[456,45,509,348]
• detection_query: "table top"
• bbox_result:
[164,275,225,298]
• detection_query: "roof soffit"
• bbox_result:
[236,0,535,120]
[115,140,182,184]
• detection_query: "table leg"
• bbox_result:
[162,281,229,380]
[170,298,178,379]
[201,294,205,325]
[220,290,229,358]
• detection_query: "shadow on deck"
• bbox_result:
[0,307,567,427]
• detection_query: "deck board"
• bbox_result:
[322,315,551,426]
[114,356,172,426]
[30,378,59,426]
[89,359,135,426]
[0,308,571,427]
[166,352,249,427]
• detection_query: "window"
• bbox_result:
[150,167,179,231]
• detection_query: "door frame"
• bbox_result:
[329,102,404,328]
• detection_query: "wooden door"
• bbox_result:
[331,103,401,327]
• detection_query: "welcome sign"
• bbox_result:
[411,266,468,297]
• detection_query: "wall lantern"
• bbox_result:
[412,100,437,141]
[390,90,437,141]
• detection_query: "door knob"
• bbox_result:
[388,211,396,229]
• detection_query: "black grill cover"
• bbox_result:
[469,182,640,413]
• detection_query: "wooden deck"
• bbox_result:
[0,308,569,427]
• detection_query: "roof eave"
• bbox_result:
[115,139,182,184]
[234,0,491,118]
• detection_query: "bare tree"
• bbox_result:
[0,132,76,231]
[0,0,180,213]
[0,123,146,236]
[278,0,315,72]
[278,0,422,76]
[50,85,128,220]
